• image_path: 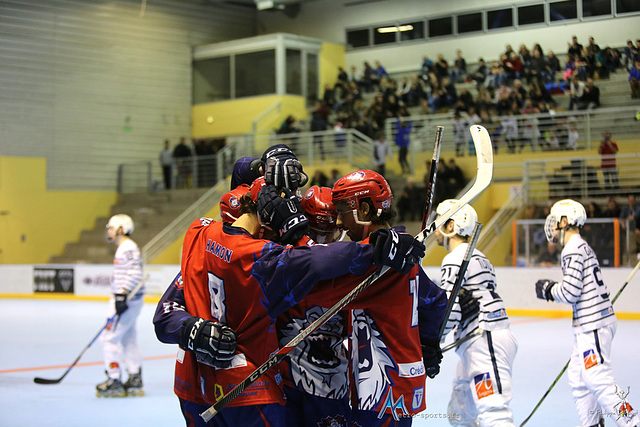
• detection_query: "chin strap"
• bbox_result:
[351,209,373,239]
[439,227,457,252]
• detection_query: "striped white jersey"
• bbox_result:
[439,243,510,341]
[550,234,616,334]
[112,238,144,300]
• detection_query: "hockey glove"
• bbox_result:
[114,293,128,315]
[535,279,556,301]
[264,157,308,191]
[421,341,443,379]
[180,317,237,369]
[257,185,309,245]
[459,288,480,324]
[369,228,425,274]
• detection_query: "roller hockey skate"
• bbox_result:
[123,370,144,397]
[95,376,126,398]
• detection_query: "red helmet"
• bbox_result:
[301,186,337,233]
[331,170,393,216]
[220,184,249,223]
[248,176,266,202]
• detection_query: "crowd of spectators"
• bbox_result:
[314,35,637,157]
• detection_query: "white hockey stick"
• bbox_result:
[199,125,493,422]
[34,274,149,385]
[519,259,640,426]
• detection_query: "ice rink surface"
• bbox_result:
[1,298,639,427]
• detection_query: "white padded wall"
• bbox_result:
[0,0,255,190]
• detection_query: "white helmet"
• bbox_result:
[106,214,134,235]
[544,199,586,243]
[436,199,478,237]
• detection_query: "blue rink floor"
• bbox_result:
[1,298,639,427]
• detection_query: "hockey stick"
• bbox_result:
[421,126,444,231]
[441,328,484,354]
[33,274,149,385]
[437,222,483,340]
[519,258,640,426]
[199,125,493,422]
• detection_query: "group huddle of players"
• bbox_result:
[152,143,639,427]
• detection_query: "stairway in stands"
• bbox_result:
[49,188,209,264]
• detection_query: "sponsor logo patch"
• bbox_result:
[398,361,425,378]
[412,387,424,411]
[474,373,494,399]
[583,349,598,370]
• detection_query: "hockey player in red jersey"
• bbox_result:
[278,185,352,426]
[307,170,447,427]
[154,176,426,426]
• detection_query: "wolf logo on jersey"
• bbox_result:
[279,306,349,399]
[351,309,395,411]
[474,373,495,399]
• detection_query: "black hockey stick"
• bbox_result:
[421,126,444,231]
[34,274,149,385]
[441,328,484,354]
[199,125,494,422]
[519,259,640,426]
[437,222,483,340]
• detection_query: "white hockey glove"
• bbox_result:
[535,279,556,301]
[180,317,237,369]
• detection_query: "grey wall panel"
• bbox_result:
[0,0,256,190]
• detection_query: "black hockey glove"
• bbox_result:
[264,156,308,191]
[114,293,128,315]
[421,341,443,379]
[535,279,556,301]
[369,229,425,274]
[180,317,237,369]
[257,185,309,245]
[458,288,480,324]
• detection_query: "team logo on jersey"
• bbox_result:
[377,388,409,421]
[317,414,348,426]
[583,349,598,370]
[412,387,424,411]
[474,373,494,399]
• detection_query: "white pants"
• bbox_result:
[568,323,640,427]
[100,297,144,379]
[448,329,518,427]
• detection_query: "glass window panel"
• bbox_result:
[374,25,397,45]
[616,0,640,13]
[192,57,230,104]
[306,53,318,105]
[582,0,612,17]
[518,4,545,26]
[346,29,369,48]
[550,0,578,21]
[286,49,301,95]
[457,12,483,33]
[428,17,453,38]
[488,8,513,29]
[400,21,424,41]
[235,50,275,98]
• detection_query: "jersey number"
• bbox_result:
[208,272,227,323]
[409,276,418,327]
[593,266,609,300]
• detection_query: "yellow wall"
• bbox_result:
[319,42,346,93]
[0,157,116,264]
[192,95,309,138]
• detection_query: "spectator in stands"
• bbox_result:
[446,158,466,195]
[567,35,583,57]
[504,52,525,81]
[494,82,512,114]
[562,54,577,82]
[336,66,349,89]
[373,60,388,86]
[630,61,640,99]
[327,169,341,188]
[173,137,192,189]
[311,100,330,161]
[619,194,640,257]
[348,65,363,87]
[568,77,585,110]
[323,83,336,109]
[533,43,544,57]
[623,40,638,71]
[585,36,601,77]
[488,59,507,88]
[545,50,561,82]
[579,78,601,110]
[520,100,541,152]
[535,242,560,267]
[407,76,426,107]
[362,61,376,92]
[278,115,301,135]
[567,120,579,150]
[396,76,411,105]
[394,110,412,175]
[527,49,546,85]
[453,111,466,156]
[501,110,518,154]
[372,131,391,178]
[470,58,488,87]
[519,44,532,68]
[603,197,621,219]
[450,49,467,83]
[422,55,434,75]
[397,181,422,222]
[434,53,449,81]
[457,87,475,112]
[159,139,173,190]
[309,170,329,188]
[598,131,619,190]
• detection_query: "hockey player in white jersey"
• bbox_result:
[435,200,518,427]
[97,214,145,397]
[535,199,640,427]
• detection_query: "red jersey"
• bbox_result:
[308,232,447,418]
[599,140,618,169]
[179,218,374,407]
